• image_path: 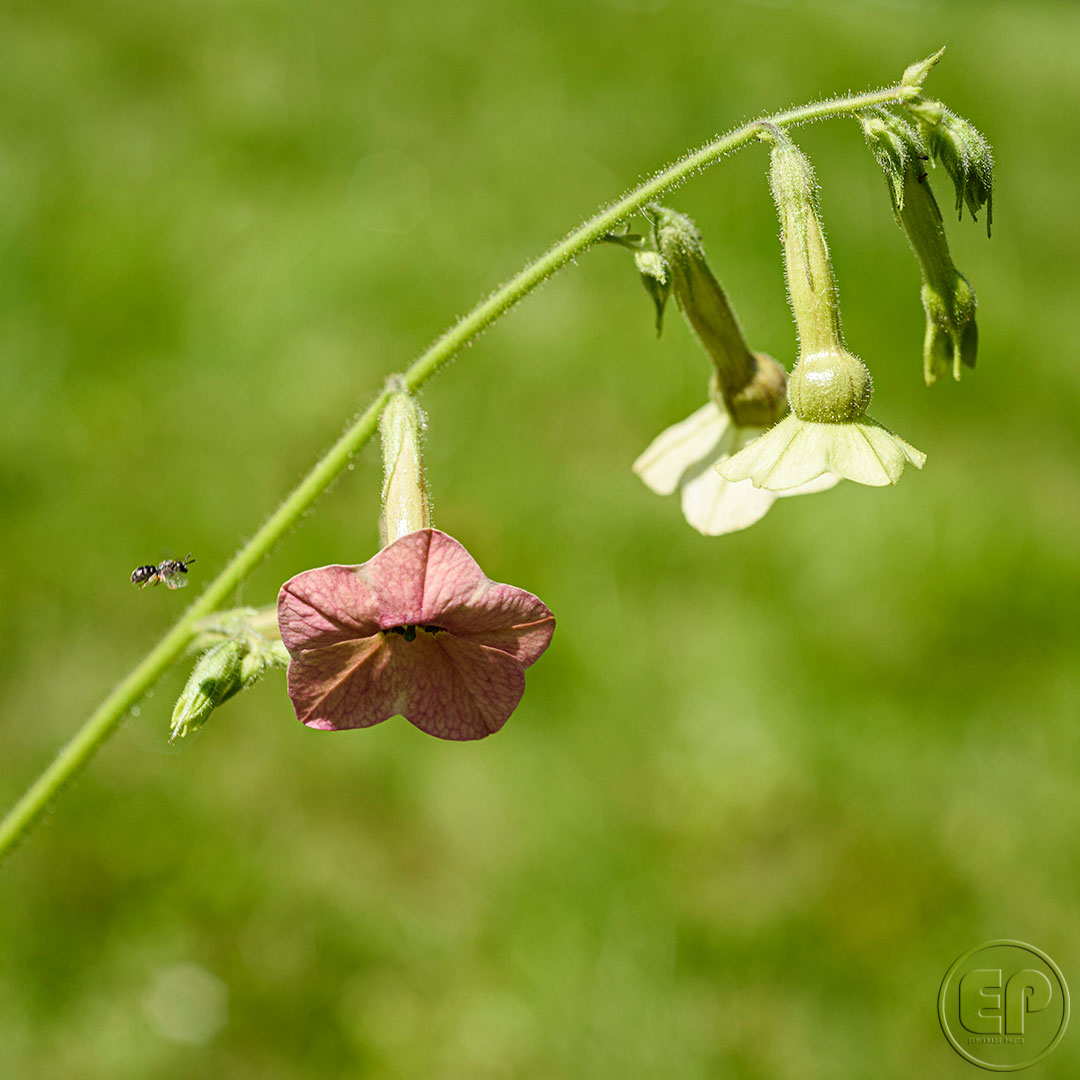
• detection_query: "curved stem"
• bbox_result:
[0,77,911,865]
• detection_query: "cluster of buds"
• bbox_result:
[171,609,289,742]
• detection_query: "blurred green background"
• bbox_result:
[2,0,1078,1076]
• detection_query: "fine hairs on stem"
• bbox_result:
[0,65,932,865]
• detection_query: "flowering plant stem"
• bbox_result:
[0,77,917,865]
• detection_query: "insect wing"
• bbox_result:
[159,570,189,590]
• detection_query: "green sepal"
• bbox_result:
[857,108,924,219]
[907,99,994,235]
[634,248,671,335]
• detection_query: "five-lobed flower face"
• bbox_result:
[278,529,555,740]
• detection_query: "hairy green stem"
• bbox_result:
[0,77,914,865]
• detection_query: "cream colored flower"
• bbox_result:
[634,399,838,535]
[718,134,927,493]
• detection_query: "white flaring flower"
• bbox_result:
[718,135,926,492]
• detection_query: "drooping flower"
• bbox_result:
[278,529,554,739]
[719,133,925,491]
[277,380,554,740]
[632,207,837,534]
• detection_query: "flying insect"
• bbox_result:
[131,554,196,590]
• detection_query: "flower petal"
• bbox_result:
[285,629,533,738]
[775,471,842,498]
[818,419,926,486]
[679,467,778,535]
[285,635,394,730]
[391,634,528,740]
[278,566,383,651]
[356,530,485,628]
[716,414,823,491]
[285,631,529,738]
[410,530,554,666]
[632,402,733,496]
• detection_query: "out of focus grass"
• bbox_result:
[2,1,1078,1077]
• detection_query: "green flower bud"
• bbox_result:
[171,622,289,742]
[171,640,248,742]
[898,169,979,384]
[380,380,432,547]
[922,273,978,385]
[860,110,979,384]
[900,47,946,96]
[650,206,786,428]
[907,99,994,235]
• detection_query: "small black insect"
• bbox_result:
[131,553,196,590]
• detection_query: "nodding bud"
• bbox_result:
[650,206,787,428]
[379,379,432,547]
[860,109,979,383]
[898,168,979,383]
[907,98,994,236]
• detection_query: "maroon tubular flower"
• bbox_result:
[277,529,555,740]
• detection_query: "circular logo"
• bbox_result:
[938,940,1069,1071]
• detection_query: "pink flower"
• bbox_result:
[277,529,555,740]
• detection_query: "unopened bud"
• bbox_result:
[171,640,247,742]
[898,169,979,383]
[900,47,946,97]
[171,627,289,742]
